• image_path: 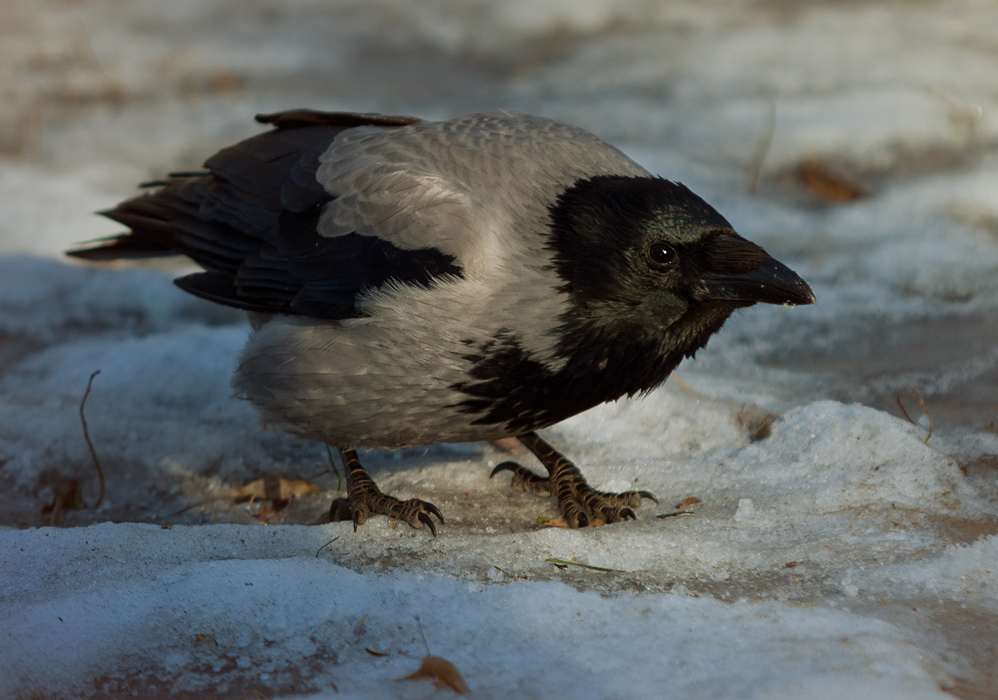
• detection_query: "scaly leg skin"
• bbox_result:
[329,448,444,536]
[491,432,657,528]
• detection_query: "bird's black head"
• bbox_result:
[548,175,814,397]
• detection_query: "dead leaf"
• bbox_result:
[41,479,86,525]
[208,71,244,92]
[235,474,321,502]
[797,158,867,202]
[674,496,702,510]
[402,656,469,694]
[255,504,279,522]
[365,647,389,657]
[176,474,321,515]
[738,409,777,441]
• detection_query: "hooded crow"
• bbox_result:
[69,109,815,534]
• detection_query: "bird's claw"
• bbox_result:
[417,511,437,537]
[560,489,646,526]
[492,452,655,527]
[330,493,443,536]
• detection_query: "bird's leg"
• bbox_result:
[491,432,657,528]
[329,448,444,536]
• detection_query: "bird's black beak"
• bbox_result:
[697,255,816,307]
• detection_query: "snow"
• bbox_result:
[2,0,997,698]
[0,524,962,699]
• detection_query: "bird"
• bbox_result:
[68,108,815,535]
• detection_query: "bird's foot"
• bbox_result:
[331,448,444,535]
[491,433,657,528]
[329,493,444,536]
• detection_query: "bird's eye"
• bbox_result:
[648,242,677,269]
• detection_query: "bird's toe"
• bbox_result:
[571,510,589,528]
[490,461,520,479]
[329,497,353,523]
[491,461,552,496]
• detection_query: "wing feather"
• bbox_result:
[68,110,462,319]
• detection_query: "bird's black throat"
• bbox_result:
[449,300,735,433]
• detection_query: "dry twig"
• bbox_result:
[897,389,934,444]
[80,370,105,509]
[324,443,343,492]
[747,98,776,195]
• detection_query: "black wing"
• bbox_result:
[68,110,463,320]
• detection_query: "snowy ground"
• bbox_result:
[2,0,997,698]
